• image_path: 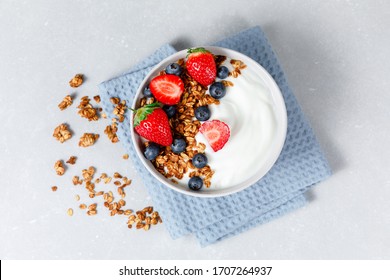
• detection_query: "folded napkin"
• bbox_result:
[98,26,332,247]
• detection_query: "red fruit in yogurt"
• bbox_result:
[199,120,230,152]
[186,47,216,86]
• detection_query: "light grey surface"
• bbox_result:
[0,0,389,259]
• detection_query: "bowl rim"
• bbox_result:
[130,46,287,198]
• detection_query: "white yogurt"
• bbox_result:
[194,59,277,189]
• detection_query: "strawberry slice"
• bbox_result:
[149,74,184,105]
[199,120,230,152]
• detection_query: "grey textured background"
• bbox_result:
[0,0,389,259]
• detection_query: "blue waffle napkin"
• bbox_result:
[98,26,332,247]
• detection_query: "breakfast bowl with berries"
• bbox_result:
[130,47,287,197]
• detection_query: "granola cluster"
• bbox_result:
[66,156,77,165]
[229,59,247,78]
[110,97,127,123]
[54,160,65,176]
[69,74,83,88]
[78,132,99,147]
[53,123,72,143]
[58,95,73,110]
[77,96,99,121]
[104,122,119,143]
[128,206,162,230]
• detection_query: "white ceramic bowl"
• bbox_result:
[130,46,287,197]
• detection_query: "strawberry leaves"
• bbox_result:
[133,102,161,127]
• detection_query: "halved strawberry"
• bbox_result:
[199,120,230,152]
[186,47,216,86]
[149,74,184,105]
[133,103,173,146]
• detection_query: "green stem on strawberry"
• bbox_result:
[186,47,211,57]
[133,102,162,127]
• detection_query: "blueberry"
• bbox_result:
[192,153,208,168]
[188,176,203,191]
[143,142,160,160]
[165,63,183,76]
[194,105,210,121]
[217,66,229,79]
[163,105,176,118]
[143,85,153,98]
[171,138,186,154]
[209,82,226,99]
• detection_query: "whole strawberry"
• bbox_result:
[186,47,216,86]
[133,103,173,146]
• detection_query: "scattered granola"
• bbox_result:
[72,175,83,185]
[66,156,77,165]
[127,207,162,230]
[53,75,162,233]
[95,191,104,196]
[77,96,99,121]
[113,99,127,123]
[54,160,65,176]
[58,95,73,111]
[104,122,119,143]
[87,203,97,216]
[69,74,83,88]
[79,133,99,147]
[110,97,120,104]
[82,166,95,182]
[53,123,72,143]
[87,210,97,216]
[64,167,160,230]
[93,95,101,103]
[67,208,74,216]
[113,172,122,179]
